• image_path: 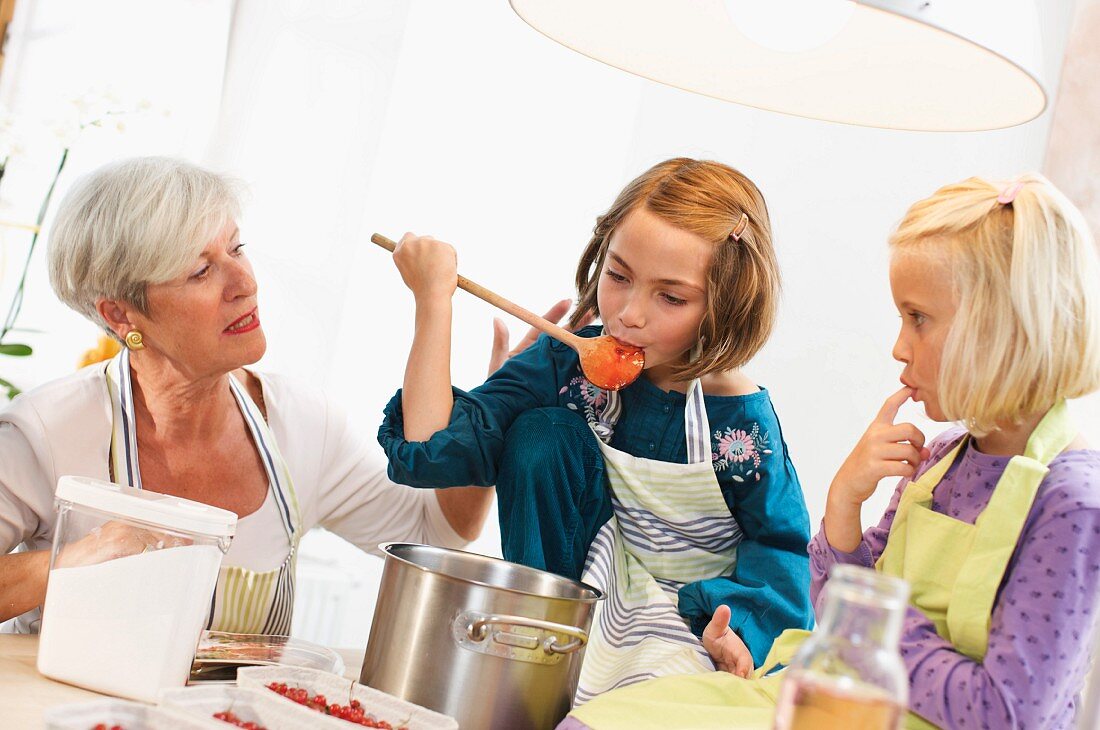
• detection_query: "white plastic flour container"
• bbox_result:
[37,476,237,702]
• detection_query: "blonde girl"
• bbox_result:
[379,158,814,701]
[562,173,1100,730]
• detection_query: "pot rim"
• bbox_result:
[378,542,606,603]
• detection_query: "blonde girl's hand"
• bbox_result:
[829,386,930,509]
[702,605,754,678]
[391,233,458,302]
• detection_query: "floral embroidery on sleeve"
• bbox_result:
[713,423,772,482]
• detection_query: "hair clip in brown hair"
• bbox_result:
[729,212,749,242]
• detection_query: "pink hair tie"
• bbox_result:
[730,213,749,242]
[997,181,1024,205]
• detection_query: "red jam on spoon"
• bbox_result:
[579,336,645,391]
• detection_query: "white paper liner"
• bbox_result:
[43,698,221,729]
[161,685,319,730]
[237,665,458,730]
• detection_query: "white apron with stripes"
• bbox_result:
[106,350,302,635]
[575,378,743,704]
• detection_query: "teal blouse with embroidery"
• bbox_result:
[378,326,813,664]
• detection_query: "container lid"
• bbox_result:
[55,476,237,539]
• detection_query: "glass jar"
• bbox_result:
[38,476,237,702]
[773,564,910,730]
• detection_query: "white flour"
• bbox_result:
[38,544,223,702]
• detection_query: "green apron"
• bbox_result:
[569,401,1074,730]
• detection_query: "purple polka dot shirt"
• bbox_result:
[810,427,1100,729]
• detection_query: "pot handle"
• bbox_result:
[467,614,589,655]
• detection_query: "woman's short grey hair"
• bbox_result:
[47,156,242,336]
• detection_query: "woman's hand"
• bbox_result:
[487,299,595,376]
[0,550,51,623]
[57,521,190,569]
[392,233,458,303]
[824,387,929,551]
[437,300,596,542]
[702,604,754,678]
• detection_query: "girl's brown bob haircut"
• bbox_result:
[568,157,779,382]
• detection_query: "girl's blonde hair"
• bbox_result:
[568,158,779,381]
[890,173,1100,435]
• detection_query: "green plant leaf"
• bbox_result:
[0,343,33,356]
[0,376,20,399]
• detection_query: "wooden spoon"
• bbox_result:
[371,233,644,391]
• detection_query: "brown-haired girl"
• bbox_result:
[559,174,1100,729]
[378,158,813,701]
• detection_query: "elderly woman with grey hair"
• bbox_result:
[0,156,531,634]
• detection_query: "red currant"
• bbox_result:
[211,708,268,730]
[263,682,408,729]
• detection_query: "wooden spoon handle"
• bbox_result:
[370,233,582,347]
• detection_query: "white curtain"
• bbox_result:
[0,0,233,390]
[1044,0,1100,240]
[203,0,413,388]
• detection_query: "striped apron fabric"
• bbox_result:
[105,350,302,635]
[575,378,743,704]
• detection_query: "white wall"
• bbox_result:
[1,1,1093,649]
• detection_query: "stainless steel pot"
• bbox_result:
[360,543,604,729]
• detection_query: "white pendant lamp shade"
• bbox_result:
[509,0,1048,131]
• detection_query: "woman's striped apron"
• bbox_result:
[105,350,301,635]
[576,378,743,703]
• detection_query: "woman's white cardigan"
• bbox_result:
[0,364,465,632]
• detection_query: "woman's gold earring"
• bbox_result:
[124,331,145,351]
